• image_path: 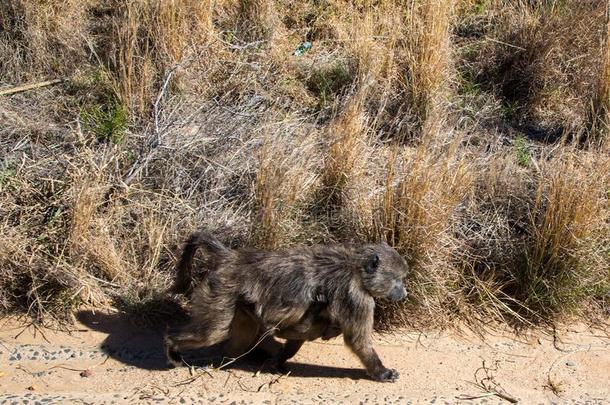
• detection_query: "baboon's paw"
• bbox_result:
[374,368,400,382]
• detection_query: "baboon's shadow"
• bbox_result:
[76,308,366,380]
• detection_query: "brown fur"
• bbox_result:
[165,230,409,382]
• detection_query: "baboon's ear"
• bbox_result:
[365,254,380,274]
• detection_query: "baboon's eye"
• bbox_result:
[366,254,379,274]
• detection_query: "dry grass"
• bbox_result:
[463,0,608,139]
[376,135,473,327]
[0,0,89,81]
[252,127,319,249]
[109,0,215,116]
[400,0,455,138]
[456,148,610,325]
[521,151,610,318]
[315,93,372,238]
[1,0,609,329]
[593,2,610,148]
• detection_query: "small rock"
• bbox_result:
[80,369,92,378]
[26,385,36,391]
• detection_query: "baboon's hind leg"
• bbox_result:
[225,306,283,362]
[224,306,261,358]
[165,321,232,367]
[165,293,236,367]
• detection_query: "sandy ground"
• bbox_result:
[0,310,608,404]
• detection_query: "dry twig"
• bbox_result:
[0,79,63,96]
[457,360,519,403]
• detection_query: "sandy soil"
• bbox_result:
[0,310,608,404]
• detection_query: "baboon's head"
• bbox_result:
[358,242,409,302]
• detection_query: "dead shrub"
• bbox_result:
[592,3,610,148]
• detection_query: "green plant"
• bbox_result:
[502,100,520,119]
[459,77,481,98]
[514,136,531,166]
[223,30,236,44]
[472,0,489,15]
[80,98,129,144]
[0,167,16,187]
[308,61,351,107]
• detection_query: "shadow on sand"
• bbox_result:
[75,308,366,380]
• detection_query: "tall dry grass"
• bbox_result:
[109,0,215,116]
[400,0,455,138]
[456,149,610,324]
[376,136,473,326]
[316,94,372,237]
[252,129,319,249]
[521,152,610,318]
[593,2,610,148]
[234,0,277,41]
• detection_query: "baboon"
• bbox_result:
[165,230,409,382]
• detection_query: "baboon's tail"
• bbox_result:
[170,230,231,295]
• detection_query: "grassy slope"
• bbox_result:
[0,0,609,328]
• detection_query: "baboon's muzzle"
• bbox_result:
[387,284,407,302]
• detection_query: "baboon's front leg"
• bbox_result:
[344,332,399,382]
[338,298,399,382]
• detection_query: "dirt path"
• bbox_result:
[1,310,608,404]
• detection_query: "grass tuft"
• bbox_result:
[308,61,353,108]
[514,135,531,167]
[80,98,129,144]
[518,153,610,319]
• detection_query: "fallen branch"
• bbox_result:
[0,79,64,96]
